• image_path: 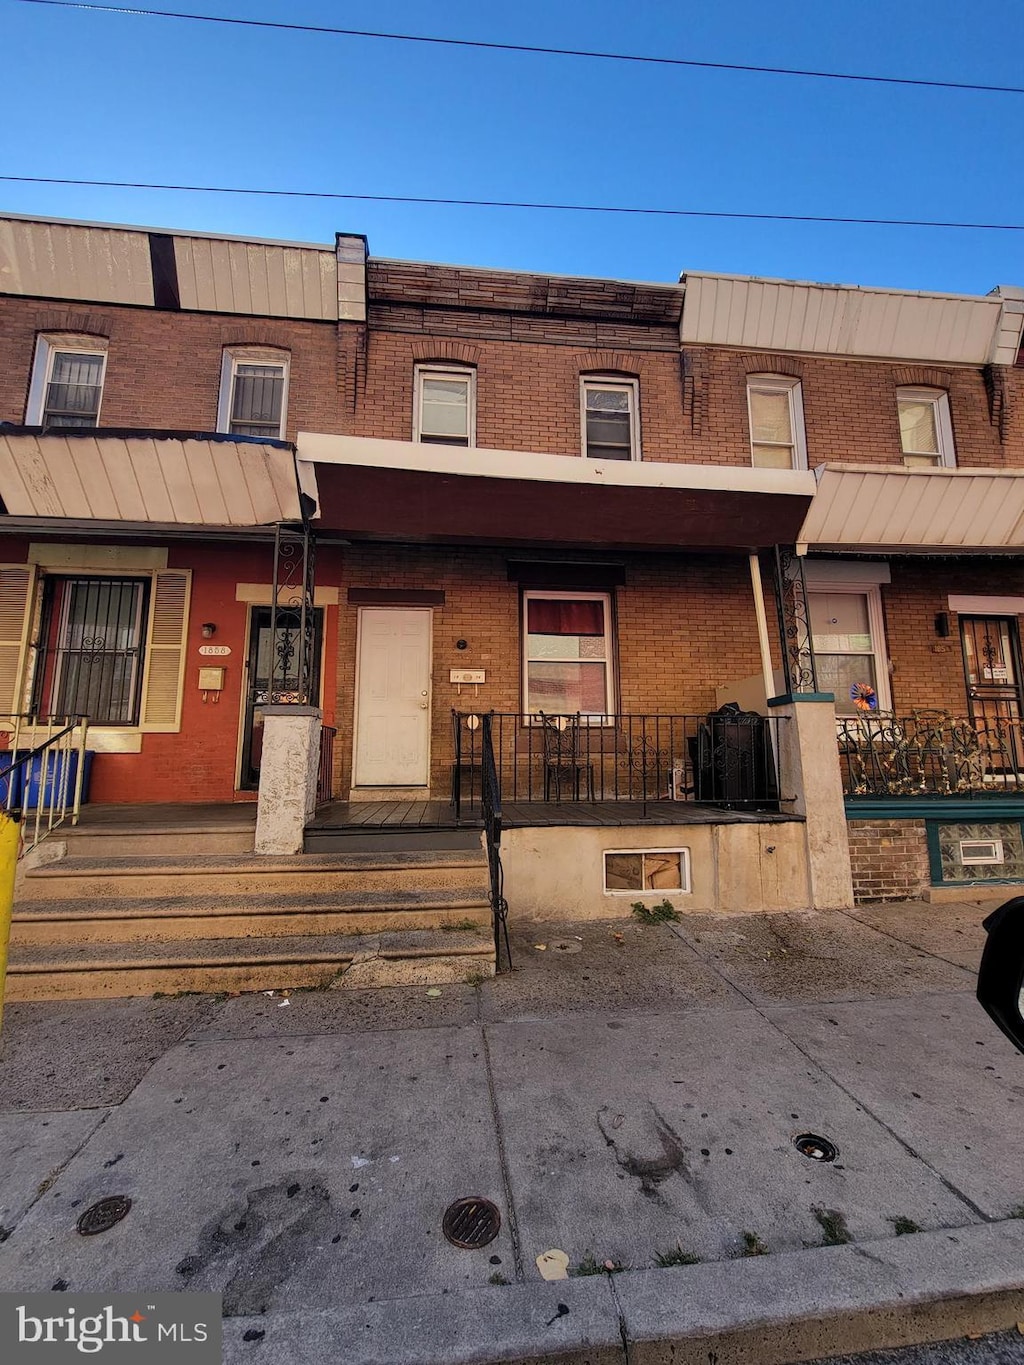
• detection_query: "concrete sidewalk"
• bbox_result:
[1,900,1023,1363]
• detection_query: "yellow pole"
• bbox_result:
[0,810,21,1037]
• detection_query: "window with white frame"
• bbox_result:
[897,388,955,467]
[808,586,891,717]
[26,337,107,428]
[218,352,288,439]
[414,365,475,446]
[581,377,640,460]
[523,591,614,717]
[604,848,690,894]
[746,375,806,469]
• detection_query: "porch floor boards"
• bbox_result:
[309,800,799,830]
[74,802,257,830]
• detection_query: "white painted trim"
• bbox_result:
[748,554,775,701]
[804,559,891,586]
[603,847,691,895]
[234,583,339,606]
[746,374,807,471]
[522,589,615,719]
[580,376,641,462]
[26,336,107,427]
[413,364,476,447]
[949,595,1024,614]
[297,432,818,498]
[217,348,290,440]
[28,544,168,571]
[352,606,433,788]
[897,387,956,468]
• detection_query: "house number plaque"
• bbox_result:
[199,644,232,656]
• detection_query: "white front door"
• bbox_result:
[353,608,432,786]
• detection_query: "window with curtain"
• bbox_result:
[746,375,806,469]
[809,588,889,716]
[582,379,639,459]
[897,388,955,467]
[42,350,105,428]
[523,592,613,716]
[415,366,474,445]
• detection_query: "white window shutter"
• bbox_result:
[140,569,191,732]
[0,565,37,714]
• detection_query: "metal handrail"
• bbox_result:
[839,711,1024,797]
[0,714,89,856]
[480,713,511,973]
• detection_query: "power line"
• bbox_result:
[3,174,1023,232]
[11,0,1024,98]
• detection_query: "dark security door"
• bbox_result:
[961,615,1024,774]
[241,605,323,789]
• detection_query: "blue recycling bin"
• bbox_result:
[22,749,94,810]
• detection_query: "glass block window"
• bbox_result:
[604,848,689,893]
[935,822,1024,883]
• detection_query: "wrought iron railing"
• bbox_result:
[0,714,90,855]
[452,709,784,817]
[480,713,511,972]
[317,725,336,805]
[838,711,1024,796]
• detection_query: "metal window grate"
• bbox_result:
[45,578,148,725]
[230,363,284,437]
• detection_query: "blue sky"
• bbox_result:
[3,0,1024,293]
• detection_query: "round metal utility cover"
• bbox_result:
[442,1197,501,1249]
[77,1196,132,1236]
[547,939,582,955]
[793,1133,838,1163]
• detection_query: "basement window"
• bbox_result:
[604,848,689,894]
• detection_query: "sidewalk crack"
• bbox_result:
[480,1023,525,1283]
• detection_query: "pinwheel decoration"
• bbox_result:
[850,682,878,711]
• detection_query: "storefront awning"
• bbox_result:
[298,434,816,551]
[801,463,1024,553]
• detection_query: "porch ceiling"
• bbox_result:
[298,434,815,551]
[802,463,1024,553]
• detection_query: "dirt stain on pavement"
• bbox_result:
[597,1104,699,1201]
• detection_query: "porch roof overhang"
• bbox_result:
[0,429,303,526]
[800,463,1024,555]
[297,433,816,552]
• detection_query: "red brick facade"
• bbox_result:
[847,819,930,901]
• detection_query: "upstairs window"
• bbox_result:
[746,375,806,469]
[523,591,614,718]
[414,365,475,446]
[581,378,639,460]
[218,352,288,439]
[897,388,955,467]
[27,338,106,428]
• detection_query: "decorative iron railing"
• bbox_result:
[838,711,1024,796]
[452,709,784,817]
[0,714,90,855]
[317,725,336,805]
[480,713,511,972]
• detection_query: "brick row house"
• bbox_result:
[0,212,1023,993]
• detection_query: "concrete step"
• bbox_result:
[17,850,491,902]
[11,889,492,945]
[4,928,495,1000]
[304,827,483,854]
[62,825,256,858]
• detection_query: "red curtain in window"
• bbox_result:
[527,599,604,636]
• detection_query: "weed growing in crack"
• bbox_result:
[888,1216,921,1236]
[813,1207,851,1246]
[631,899,680,925]
[740,1231,770,1257]
[573,1253,626,1277]
[654,1245,700,1268]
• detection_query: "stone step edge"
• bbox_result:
[7,940,495,975]
[23,853,488,879]
[12,897,492,923]
[218,1218,1024,1365]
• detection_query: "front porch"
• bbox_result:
[310,797,796,831]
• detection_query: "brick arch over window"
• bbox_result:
[574,351,645,376]
[219,330,294,351]
[410,340,481,366]
[892,366,954,389]
[740,353,804,379]
[31,310,112,340]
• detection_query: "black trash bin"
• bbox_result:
[696,703,778,808]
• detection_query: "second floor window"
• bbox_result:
[27,339,106,428]
[897,387,955,467]
[746,375,806,469]
[414,366,475,445]
[220,357,287,439]
[581,378,639,460]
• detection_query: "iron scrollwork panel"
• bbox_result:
[773,546,818,695]
[270,523,317,705]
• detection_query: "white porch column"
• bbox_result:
[768,693,855,910]
[255,705,322,856]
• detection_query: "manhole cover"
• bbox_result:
[442,1197,501,1249]
[793,1133,838,1163]
[76,1196,132,1236]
